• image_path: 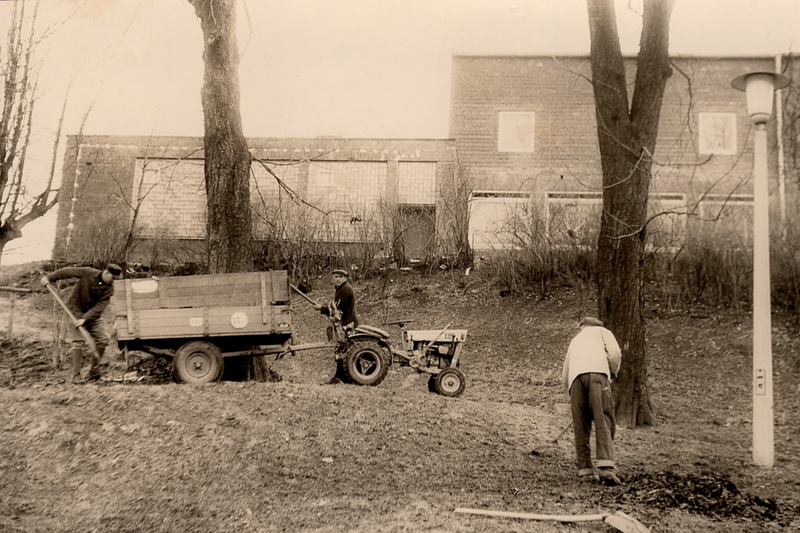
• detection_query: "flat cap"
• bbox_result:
[332,269,349,277]
[580,316,604,327]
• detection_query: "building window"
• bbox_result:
[398,162,436,205]
[647,193,687,250]
[545,192,602,248]
[498,111,536,153]
[697,194,753,247]
[545,191,687,250]
[469,191,531,250]
[699,113,737,155]
[133,159,207,239]
[314,167,335,187]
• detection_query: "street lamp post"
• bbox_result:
[731,71,790,468]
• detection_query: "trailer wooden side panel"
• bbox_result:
[112,271,292,341]
[115,306,292,341]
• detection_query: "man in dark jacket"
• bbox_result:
[41,264,122,384]
[316,269,359,331]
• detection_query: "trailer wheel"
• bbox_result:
[172,341,224,384]
[342,340,388,386]
[434,367,465,397]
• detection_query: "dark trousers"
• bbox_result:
[570,372,616,475]
[64,312,108,377]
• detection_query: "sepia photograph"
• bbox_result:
[1,1,799,531]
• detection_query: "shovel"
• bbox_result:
[290,283,320,307]
[530,421,573,456]
[45,282,97,354]
[455,508,649,533]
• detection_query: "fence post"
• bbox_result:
[1,287,33,335]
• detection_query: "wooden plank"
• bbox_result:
[0,286,32,294]
[260,272,269,324]
[157,272,262,289]
[155,293,261,309]
[125,280,134,334]
[117,306,292,340]
[454,508,607,523]
[273,271,289,301]
[161,282,262,298]
[271,271,281,304]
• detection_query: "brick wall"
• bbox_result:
[450,55,793,248]
[54,136,457,263]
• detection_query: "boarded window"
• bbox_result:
[398,162,436,205]
[132,158,300,239]
[647,194,687,250]
[699,113,737,155]
[546,191,687,250]
[469,191,531,250]
[498,111,536,153]
[546,192,602,248]
[697,195,753,248]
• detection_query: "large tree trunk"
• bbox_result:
[189,0,271,381]
[189,0,253,274]
[587,0,675,427]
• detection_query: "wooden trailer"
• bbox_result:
[112,271,292,383]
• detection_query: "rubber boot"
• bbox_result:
[71,344,85,384]
[86,347,103,381]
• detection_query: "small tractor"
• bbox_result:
[290,285,468,397]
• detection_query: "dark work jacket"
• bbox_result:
[46,267,114,322]
[320,280,359,327]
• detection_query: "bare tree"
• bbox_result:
[587,0,677,427]
[187,0,253,273]
[0,0,61,264]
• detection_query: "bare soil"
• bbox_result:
[1,263,799,532]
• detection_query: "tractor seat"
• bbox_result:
[353,325,391,339]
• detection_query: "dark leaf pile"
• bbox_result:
[609,470,782,522]
[127,354,173,383]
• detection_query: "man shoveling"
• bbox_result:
[41,264,123,384]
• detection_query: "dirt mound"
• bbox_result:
[610,470,786,522]
[0,335,55,386]
[0,260,49,290]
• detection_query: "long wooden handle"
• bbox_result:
[45,283,96,352]
[290,284,319,307]
[454,508,606,522]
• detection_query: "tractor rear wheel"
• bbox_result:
[342,340,389,386]
[172,340,224,384]
[434,367,465,397]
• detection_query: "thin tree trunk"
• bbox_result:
[587,0,675,427]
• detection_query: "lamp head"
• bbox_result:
[732,71,791,126]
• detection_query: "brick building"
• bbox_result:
[53,137,457,264]
[53,54,799,264]
[452,55,798,251]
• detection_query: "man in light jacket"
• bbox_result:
[561,316,622,485]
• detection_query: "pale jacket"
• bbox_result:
[561,325,622,393]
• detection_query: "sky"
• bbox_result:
[2,0,799,265]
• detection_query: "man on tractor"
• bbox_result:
[315,269,359,333]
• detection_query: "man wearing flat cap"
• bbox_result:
[316,269,359,331]
[41,264,123,384]
[561,316,622,485]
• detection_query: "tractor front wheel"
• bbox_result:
[342,340,389,386]
[172,340,224,384]
[433,367,465,397]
